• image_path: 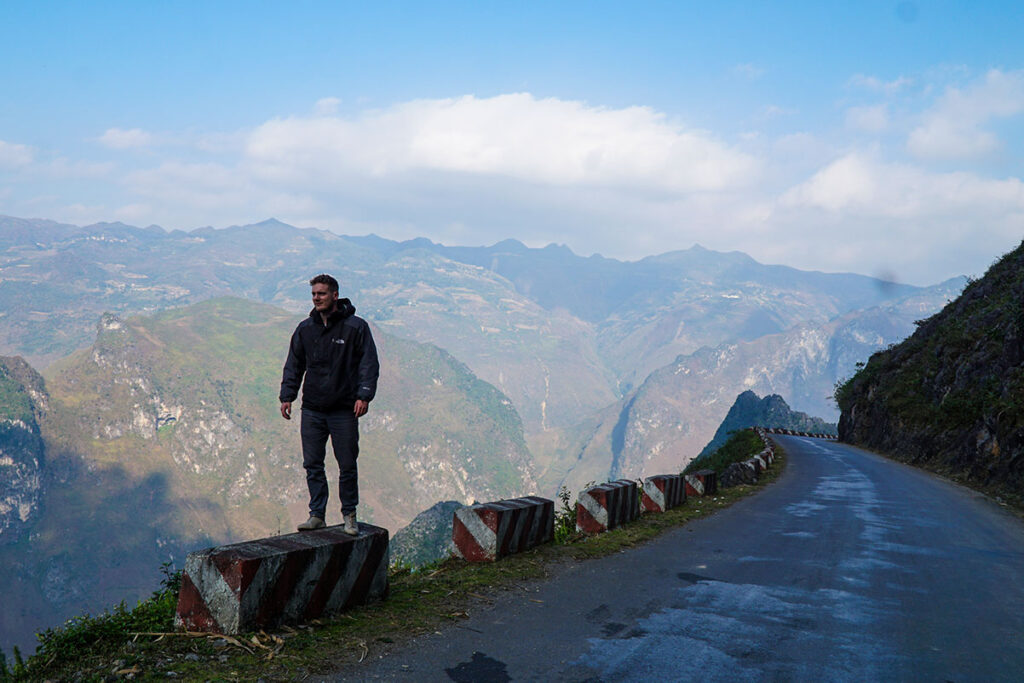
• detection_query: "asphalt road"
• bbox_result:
[335,436,1024,682]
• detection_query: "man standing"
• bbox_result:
[280,274,379,534]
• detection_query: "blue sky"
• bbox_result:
[1,1,1023,284]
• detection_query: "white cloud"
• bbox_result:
[754,150,1024,284]
[99,127,154,149]
[244,93,759,192]
[732,63,765,80]
[314,97,341,116]
[848,74,912,94]
[114,203,153,222]
[780,151,1024,218]
[124,160,319,223]
[9,90,1022,287]
[845,104,889,133]
[907,69,1024,160]
[46,157,115,179]
[761,105,797,119]
[0,140,34,168]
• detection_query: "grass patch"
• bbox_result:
[683,429,766,475]
[10,444,786,682]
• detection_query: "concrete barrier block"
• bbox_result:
[641,474,685,513]
[175,524,389,635]
[684,469,718,497]
[452,496,554,562]
[577,480,639,534]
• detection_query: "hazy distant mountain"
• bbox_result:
[540,276,964,492]
[0,215,920,437]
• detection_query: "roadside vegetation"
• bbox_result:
[4,444,786,682]
[683,428,766,475]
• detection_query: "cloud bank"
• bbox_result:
[2,71,1023,286]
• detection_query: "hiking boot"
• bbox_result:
[343,512,358,536]
[297,516,325,531]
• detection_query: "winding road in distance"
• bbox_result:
[336,436,1024,682]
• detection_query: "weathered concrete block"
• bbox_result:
[577,480,639,534]
[452,496,554,562]
[684,469,718,497]
[175,524,389,634]
[641,474,685,513]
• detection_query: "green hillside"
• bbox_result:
[42,297,535,534]
[0,298,535,654]
[837,240,1024,506]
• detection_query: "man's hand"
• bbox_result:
[354,399,369,418]
[280,401,292,420]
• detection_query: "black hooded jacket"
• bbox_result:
[279,298,379,412]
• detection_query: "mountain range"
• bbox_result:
[0,214,965,652]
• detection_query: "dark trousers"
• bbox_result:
[300,407,359,518]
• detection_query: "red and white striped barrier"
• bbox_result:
[752,453,768,472]
[175,524,389,635]
[641,474,685,513]
[576,480,639,534]
[452,496,554,562]
[684,469,718,497]
[758,426,836,440]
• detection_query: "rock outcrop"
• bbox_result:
[390,500,464,568]
[698,390,836,459]
[0,356,47,544]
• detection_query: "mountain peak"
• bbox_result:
[490,238,528,252]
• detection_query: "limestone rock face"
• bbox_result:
[838,239,1024,505]
[390,500,464,569]
[0,356,47,544]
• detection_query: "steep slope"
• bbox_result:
[42,297,535,533]
[837,241,1024,506]
[0,356,47,544]
[0,299,538,653]
[543,278,961,490]
[361,236,922,391]
[390,500,463,569]
[358,248,617,431]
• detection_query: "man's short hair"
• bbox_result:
[309,273,339,293]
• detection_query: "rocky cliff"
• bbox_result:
[390,500,464,569]
[837,240,1024,506]
[0,356,47,544]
